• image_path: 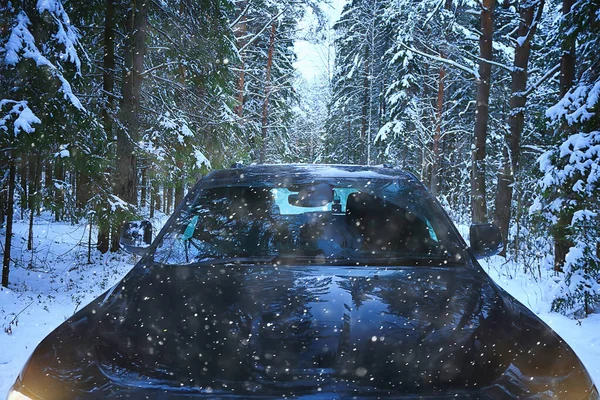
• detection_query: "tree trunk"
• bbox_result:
[553,0,576,272]
[174,161,184,207]
[20,157,27,219]
[76,168,90,210]
[97,210,110,255]
[167,187,173,214]
[153,181,161,215]
[149,184,155,219]
[70,170,76,202]
[113,0,147,252]
[43,159,53,212]
[35,156,42,216]
[346,121,351,163]
[236,61,246,119]
[87,215,93,264]
[27,153,38,251]
[431,62,446,197]
[115,0,148,206]
[234,1,248,119]
[0,179,4,228]
[110,214,120,252]
[597,215,600,260]
[102,0,115,137]
[259,21,277,164]
[560,0,576,98]
[54,158,64,222]
[360,44,370,165]
[471,0,495,223]
[174,184,184,208]
[44,160,52,190]
[28,203,34,252]
[494,0,544,255]
[97,0,116,254]
[140,166,147,209]
[2,153,16,287]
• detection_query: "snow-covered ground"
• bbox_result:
[1,215,599,397]
[0,215,137,396]
[480,256,600,387]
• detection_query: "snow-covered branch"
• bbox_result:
[400,43,479,79]
[524,63,560,97]
[0,100,42,137]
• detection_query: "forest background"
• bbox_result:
[1,0,599,319]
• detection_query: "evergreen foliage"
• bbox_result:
[535,25,600,315]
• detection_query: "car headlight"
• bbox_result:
[588,385,600,400]
[6,389,34,400]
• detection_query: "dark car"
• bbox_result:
[8,165,598,399]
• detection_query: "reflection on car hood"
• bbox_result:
[16,264,595,399]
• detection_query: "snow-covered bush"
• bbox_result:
[549,210,600,317]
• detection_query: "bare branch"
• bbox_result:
[140,61,180,77]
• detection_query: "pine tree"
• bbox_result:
[1,0,85,286]
[373,0,480,211]
[232,0,310,163]
[532,0,600,316]
[328,0,388,165]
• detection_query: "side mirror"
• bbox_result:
[120,220,153,255]
[469,223,503,259]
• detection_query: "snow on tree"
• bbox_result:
[1,0,84,286]
[231,0,318,163]
[532,0,600,317]
[288,75,330,163]
[327,0,388,165]
[373,0,481,208]
[535,65,600,316]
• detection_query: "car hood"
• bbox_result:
[15,264,595,399]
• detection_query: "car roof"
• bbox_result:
[201,164,419,187]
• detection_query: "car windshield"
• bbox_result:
[153,177,465,265]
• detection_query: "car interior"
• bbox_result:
[171,184,440,262]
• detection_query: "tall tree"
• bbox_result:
[1,0,84,286]
[328,0,387,165]
[551,0,577,271]
[232,0,314,163]
[471,0,496,223]
[373,0,479,210]
[139,0,235,211]
[96,0,117,253]
[115,0,148,206]
[494,0,545,254]
[259,21,277,163]
[533,0,600,316]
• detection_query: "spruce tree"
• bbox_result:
[1,0,84,285]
